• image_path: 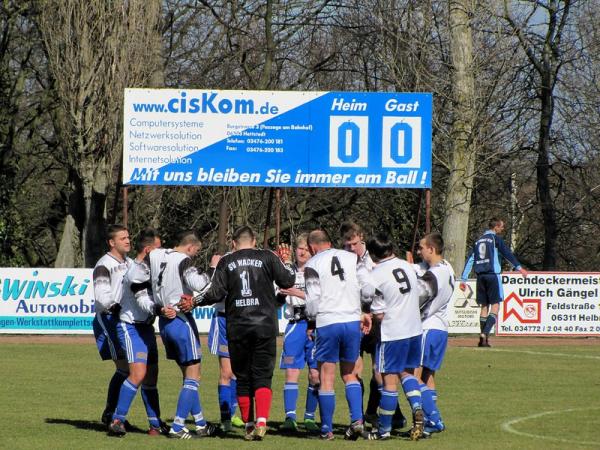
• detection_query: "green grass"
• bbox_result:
[1,337,599,449]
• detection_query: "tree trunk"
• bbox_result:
[82,159,109,267]
[54,215,82,268]
[442,0,477,272]
[538,81,557,269]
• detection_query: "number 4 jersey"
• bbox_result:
[304,248,373,328]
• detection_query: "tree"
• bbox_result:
[442,0,477,270]
[0,1,60,266]
[503,0,572,269]
[38,0,162,267]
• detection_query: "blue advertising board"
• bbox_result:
[123,89,432,188]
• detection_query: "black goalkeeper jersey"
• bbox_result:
[201,248,295,339]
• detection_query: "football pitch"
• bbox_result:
[1,336,599,449]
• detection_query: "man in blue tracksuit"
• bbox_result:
[459,218,527,347]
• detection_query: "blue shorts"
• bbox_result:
[420,329,448,371]
[117,322,158,364]
[315,321,361,363]
[375,335,422,374]
[208,314,229,357]
[476,273,504,305]
[159,313,202,365]
[93,313,126,361]
[280,320,317,370]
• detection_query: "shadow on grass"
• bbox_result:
[265,420,351,439]
[45,418,146,434]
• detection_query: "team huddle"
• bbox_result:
[92,222,455,441]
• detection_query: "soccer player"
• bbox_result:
[459,218,528,347]
[149,230,219,439]
[185,226,295,441]
[206,254,244,432]
[108,228,170,437]
[362,232,425,441]
[278,234,320,434]
[415,232,455,436]
[304,229,373,441]
[340,221,406,431]
[92,224,132,428]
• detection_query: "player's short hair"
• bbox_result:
[366,232,394,262]
[106,224,128,243]
[176,229,201,247]
[340,221,363,241]
[488,217,503,229]
[308,229,331,246]
[422,232,444,255]
[136,227,160,253]
[296,232,309,247]
[233,226,255,243]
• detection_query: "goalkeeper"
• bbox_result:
[179,226,295,441]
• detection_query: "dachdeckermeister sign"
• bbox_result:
[123,89,432,188]
[497,272,600,336]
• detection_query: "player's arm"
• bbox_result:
[124,261,154,315]
[93,265,116,312]
[192,258,228,307]
[271,249,296,290]
[417,270,438,312]
[279,287,305,299]
[370,288,386,321]
[459,250,475,290]
[496,236,528,276]
[357,255,376,301]
[304,266,321,320]
[180,257,211,293]
[131,280,154,314]
[131,279,176,319]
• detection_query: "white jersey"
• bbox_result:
[119,258,155,324]
[93,253,131,314]
[283,267,306,320]
[368,257,422,341]
[305,248,373,328]
[420,259,455,331]
[359,250,375,271]
[149,248,210,308]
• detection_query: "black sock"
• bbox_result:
[366,375,380,415]
[105,369,128,416]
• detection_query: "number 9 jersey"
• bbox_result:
[369,257,422,342]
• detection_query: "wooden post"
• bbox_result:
[263,188,274,248]
[217,187,229,254]
[122,187,128,228]
[275,189,281,246]
[425,188,431,234]
[411,190,423,256]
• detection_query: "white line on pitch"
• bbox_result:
[458,347,600,360]
[501,407,600,446]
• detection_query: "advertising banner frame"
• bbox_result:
[123,89,433,189]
